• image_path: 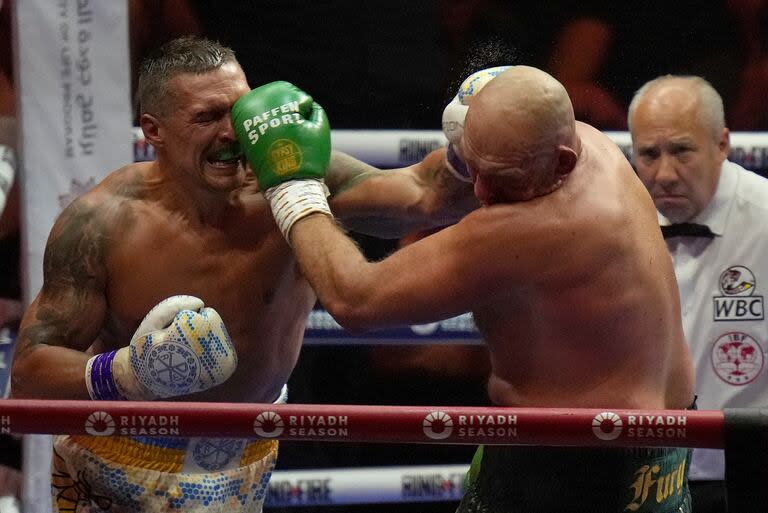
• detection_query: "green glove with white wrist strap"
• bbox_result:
[232,81,332,242]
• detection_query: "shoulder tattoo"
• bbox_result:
[21,200,117,347]
[43,199,116,290]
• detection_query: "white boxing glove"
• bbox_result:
[85,295,238,400]
[442,66,511,182]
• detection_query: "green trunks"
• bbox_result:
[456,444,692,513]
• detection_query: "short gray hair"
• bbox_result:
[137,36,238,116]
[627,75,726,141]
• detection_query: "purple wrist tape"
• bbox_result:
[89,350,125,401]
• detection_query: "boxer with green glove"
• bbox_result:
[232,81,332,243]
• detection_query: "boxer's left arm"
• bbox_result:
[325,149,479,238]
[323,66,515,237]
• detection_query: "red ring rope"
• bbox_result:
[0,399,728,448]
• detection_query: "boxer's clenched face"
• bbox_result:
[151,62,251,193]
[630,91,729,223]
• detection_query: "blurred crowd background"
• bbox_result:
[127,0,768,131]
[2,1,768,511]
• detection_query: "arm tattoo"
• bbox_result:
[44,200,110,289]
[325,152,386,196]
[25,200,112,347]
[23,306,76,348]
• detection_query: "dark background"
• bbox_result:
[3,1,768,510]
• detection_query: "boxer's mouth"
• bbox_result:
[207,144,243,167]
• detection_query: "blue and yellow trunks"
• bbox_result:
[456,444,692,513]
[52,387,287,512]
[52,435,277,512]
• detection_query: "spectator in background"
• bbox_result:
[0,0,20,397]
[128,0,202,119]
[135,0,768,132]
[547,0,768,131]
[435,0,747,130]
[437,0,569,99]
[0,2,23,510]
[549,0,748,130]
[727,0,768,129]
[547,14,628,129]
[0,0,19,286]
[188,0,445,129]
[628,75,768,513]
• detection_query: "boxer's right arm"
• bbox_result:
[86,295,237,401]
[11,195,111,399]
[12,195,238,400]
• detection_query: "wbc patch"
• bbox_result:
[712,265,764,321]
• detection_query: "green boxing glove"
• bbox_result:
[232,80,331,187]
[232,81,333,242]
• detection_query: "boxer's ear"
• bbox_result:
[140,113,163,148]
[555,145,577,177]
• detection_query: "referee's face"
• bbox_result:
[630,91,729,223]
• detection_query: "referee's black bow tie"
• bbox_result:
[660,223,715,239]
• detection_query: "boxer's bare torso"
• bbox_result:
[12,147,471,403]
[12,49,475,404]
[102,165,313,403]
[16,162,312,403]
[478,123,694,409]
[288,119,694,412]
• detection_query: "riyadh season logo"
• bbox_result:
[85,411,116,436]
[423,411,453,440]
[254,411,284,437]
[592,411,623,440]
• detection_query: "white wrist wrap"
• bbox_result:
[265,178,333,242]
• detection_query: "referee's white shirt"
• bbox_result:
[659,160,768,481]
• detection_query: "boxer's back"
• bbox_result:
[478,123,694,410]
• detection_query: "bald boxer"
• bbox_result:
[10,36,475,513]
[251,66,696,513]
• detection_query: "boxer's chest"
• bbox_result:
[101,213,313,346]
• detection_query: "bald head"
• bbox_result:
[464,66,576,166]
[627,75,729,222]
[628,76,725,141]
[461,66,578,201]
